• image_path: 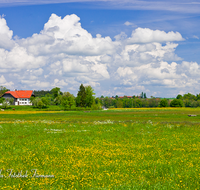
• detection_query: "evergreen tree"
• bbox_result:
[141,92,144,98]
[76,84,86,107]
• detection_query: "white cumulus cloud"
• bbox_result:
[0,75,14,89]
[0,16,14,49]
[128,28,184,44]
[0,13,199,97]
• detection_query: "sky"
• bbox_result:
[0,0,200,98]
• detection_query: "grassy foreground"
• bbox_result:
[0,108,200,189]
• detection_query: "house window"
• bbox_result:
[22,99,24,101]
[25,102,27,104]
[25,99,27,101]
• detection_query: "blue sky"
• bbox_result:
[0,0,200,97]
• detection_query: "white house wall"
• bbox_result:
[16,98,32,106]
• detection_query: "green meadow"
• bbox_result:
[0,108,200,189]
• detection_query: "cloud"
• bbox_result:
[21,80,51,89]
[20,14,117,56]
[1,1,200,14]
[0,16,14,49]
[0,13,200,97]
[115,60,200,95]
[62,58,89,73]
[193,35,199,39]
[32,68,44,76]
[124,21,137,27]
[0,45,47,71]
[0,75,14,89]
[91,64,110,79]
[52,79,68,87]
[127,28,184,44]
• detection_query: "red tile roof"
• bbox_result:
[5,90,33,98]
[119,96,133,98]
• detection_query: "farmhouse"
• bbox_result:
[1,90,35,105]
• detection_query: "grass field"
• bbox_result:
[0,108,200,189]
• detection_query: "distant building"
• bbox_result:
[118,96,132,99]
[1,90,35,105]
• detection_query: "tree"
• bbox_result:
[33,90,53,97]
[176,94,182,99]
[170,99,184,107]
[51,87,61,100]
[2,101,9,109]
[61,93,75,109]
[76,84,86,107]
[30,96,35,103]
[135,98,142,108]
[0,97,5,104]
[92,97,102,110]
[141,92,144,98]
[141,99,149,107]
[196,93,200,100]
[148,98,160,107]
[144,93,147,99]
[31,97,49,109]
[61,99,70,109]
[37,100,44,109]
[9,98,14,105]
[0,86,9,97]
[54,95,62,105]
[85,85,95,107]
[63,92,74,98]
[103,97,112,108]
[159,99,168,107]
[41,97,50,107]
[183,93,196,100]
[32,97,40,107]
[183,99,192,107]
[68,96,75,108]
[44,93,53,105]
[1,98,10,109]
[116,100,123,108]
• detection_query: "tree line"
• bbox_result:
[30,84,101,110]
[100,93,200,108]
[1,85,200,109]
